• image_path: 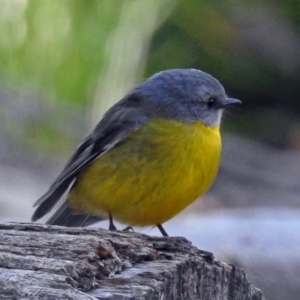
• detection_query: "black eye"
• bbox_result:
[207,97,216,108]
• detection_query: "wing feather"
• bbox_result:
[31,94,148,222]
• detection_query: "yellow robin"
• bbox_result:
[32,68,241,236]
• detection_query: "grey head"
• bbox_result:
[127,68,240,127]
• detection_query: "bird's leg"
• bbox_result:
[157,224,168,236]
[109,214,117,231]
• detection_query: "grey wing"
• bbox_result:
[31,95,148,224]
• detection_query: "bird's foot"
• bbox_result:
[122,226,134,233]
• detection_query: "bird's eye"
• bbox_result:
[207,97,216,108]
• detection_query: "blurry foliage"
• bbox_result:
[0,0,120,106]
[148,0,300,103]
[1,0,300,155]
[0,0,176,156]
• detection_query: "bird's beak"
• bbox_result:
[225,98,242,106]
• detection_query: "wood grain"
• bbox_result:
[0,223,265,299]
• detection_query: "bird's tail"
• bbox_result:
[46,201,107,227]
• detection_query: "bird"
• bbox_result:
[31,68,241,237]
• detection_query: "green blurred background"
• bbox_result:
[2,0,300,156]
[1,1,300,299]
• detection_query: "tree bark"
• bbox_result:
[0,223,265,300]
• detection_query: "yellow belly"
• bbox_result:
[68,118,221,226]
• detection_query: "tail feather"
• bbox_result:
[46,201,107,227]
[31,179,73,222]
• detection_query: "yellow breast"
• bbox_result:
[68,118,222,226]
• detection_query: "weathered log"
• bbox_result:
[0,223,265,300]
